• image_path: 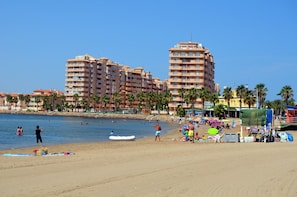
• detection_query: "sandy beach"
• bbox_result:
[1,113,297,197]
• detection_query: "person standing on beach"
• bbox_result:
[154,120,162,141]
[35,125,43,145]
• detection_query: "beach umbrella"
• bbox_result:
[208,127,219,135]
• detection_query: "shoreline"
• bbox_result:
[0,111,181,154]
[0,110,179,122]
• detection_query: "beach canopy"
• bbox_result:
[208,127,219,135]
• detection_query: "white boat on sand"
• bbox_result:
[109,135,136,141]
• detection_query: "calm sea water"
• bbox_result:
[0,113,175,150]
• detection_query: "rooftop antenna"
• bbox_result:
[190,32,192,42]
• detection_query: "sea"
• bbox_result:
[0,113,175,150]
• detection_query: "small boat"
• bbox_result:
[109,135,136,141]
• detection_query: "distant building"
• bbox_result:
[168,41,215,110]
[0,89,63,112]
[218,89,257,109]
[65,55,165,110]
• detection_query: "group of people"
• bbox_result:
[16,125,43,145]
[179,121,205,142]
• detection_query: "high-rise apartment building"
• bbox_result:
[65,54,164,110]
[168,41,215,110]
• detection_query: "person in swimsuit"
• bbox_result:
[154,120,162,141]
[35,125,43,145]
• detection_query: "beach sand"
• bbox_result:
[1,114,297,197]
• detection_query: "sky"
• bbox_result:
[0,0,296,101]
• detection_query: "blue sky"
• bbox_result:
[0,0,296,101]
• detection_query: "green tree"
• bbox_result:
[81,98,89,111]
[222,86,233,117]
[214,104,226,119]
[34,96,41,111]
[42,95,50,111]
[154,92,163,114]
[270,99,286,115]
[102,94,110,112]
[136,92,145,111]
[236,84,247,110]
[73,93,79,112]
[277,85,294,107]
[145,91,154,111]
[198,87,210,109]
[209,93,219,107]
[50,92,58,111]
[59,95,66,112]
[243,90,256,109]
[18,94,24,109]
[112,92,122,111]
[178,88,186,107]
[162,90,173,115]
[184,88,199,115]
[127,93,135,109]
[24,95,31,109]
[12,96,18,109]
[255,83,268,109]
[176,104,186,117]
[6,95,13,109]
[91,93,100,112]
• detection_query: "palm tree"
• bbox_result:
[145,91,154,111]
[136,92,145,112]
[270,99,286,115]
[184,88,199,115]
[127,93,135,110]
[236,85,247,110]
[24,95,31,109]
[162,90,173,115]
[73,93,79,112]
[277,85,294,107]
[91,93,100,112]
[59,95,66,112]
[34,96,41,111]
[112,92,122,111]
[18,94,24,109]
[198,87,210,109]
[42,95,50,111]
[243,90,256,109]
[255,83,268,109]
[178,88,186,107]
[102,94,110,112]
[6,95,13,109]
[80,98,89,111]
[214,104,226,119]
[50,92,58,111]
[12,96,18,110]
[222,86,233,117]
[154,92,163,114]
[209,93,219,107]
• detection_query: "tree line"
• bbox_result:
[4,83,295,117]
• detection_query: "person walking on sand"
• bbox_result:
[154,120,162,141]
[35,125,43,145]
